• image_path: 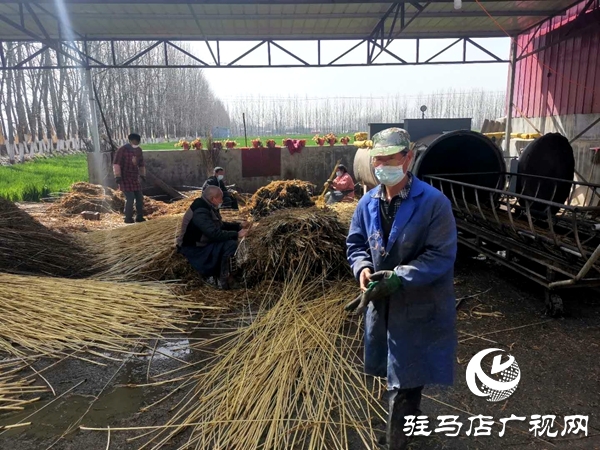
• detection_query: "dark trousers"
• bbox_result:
[179,240,237,280]
[222,193,239,210]
[123,190,144,221]
[386,386,423,450]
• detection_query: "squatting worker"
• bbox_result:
[113,133,146,224]
[324,164,355,204]
[203,167,238,210]
[346,128,457,450]
[175,185,250,290]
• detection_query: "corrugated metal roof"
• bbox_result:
[0,0,580,41]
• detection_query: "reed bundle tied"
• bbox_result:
[239,207,351,283]
[52,182,167,217]
[0,273,212,360]
[139,273,385,450]
[245,180,316,219]
[0,197,92,277]
[0,360,49,411]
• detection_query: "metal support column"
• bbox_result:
[504,38,518,158]
[84,68,108,186]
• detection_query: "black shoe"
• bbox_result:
[135,217,146,223]
[124,218,135,224]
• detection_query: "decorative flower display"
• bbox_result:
[176,139,190,151]
[266,139,277,149]
[225,140,237,149]
[191,138,202,150]
[313,134,325,146]
[340,136,351,145]
[325,133,337,146]
[212,141,223,150]
[252,138,262,149]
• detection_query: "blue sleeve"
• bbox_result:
[394,196,457,287]
[346,202,374,281]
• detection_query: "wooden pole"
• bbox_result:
[320,158,342,200]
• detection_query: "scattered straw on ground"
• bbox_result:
[238,207,350,283]
[0,360,49,411]
[244,180,316,219]
[137,270,385,450]
[0,273,216,361]
[0,197,93,277]
[51,182,168,218]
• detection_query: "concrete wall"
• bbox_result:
[510,114,600,185]
[89,146,358,194]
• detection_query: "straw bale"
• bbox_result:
[326,201,358,231]
[239,207,351,283]
[0,197,93,277]
[51,182,168,217]
[245,180,316,219]
[0,273,215,360]
[79,210,247,283]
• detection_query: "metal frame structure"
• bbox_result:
[0,0,583,70]
[425,172,600,315]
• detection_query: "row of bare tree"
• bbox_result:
[0,41,230,155]
[224,89,506,136]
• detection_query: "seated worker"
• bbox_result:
[176,185,249,290]
[324,164,355,204]
[202,167,239,210]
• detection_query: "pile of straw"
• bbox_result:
[79,214,191,282]
[80,210,247,283]
[239,207,350,282]
[245,180,316,219]
[0,197,92,277]
[0,273,214,360]
[52,182,167,217]
[139,272,384,449]
[326,201,358,231]
[0,360,48,411]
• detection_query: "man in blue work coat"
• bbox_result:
[346,128,457,450]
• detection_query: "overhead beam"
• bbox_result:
[0,0,565,3]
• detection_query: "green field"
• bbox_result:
[0,154,88,202]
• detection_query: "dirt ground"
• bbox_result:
[1,249,598,450]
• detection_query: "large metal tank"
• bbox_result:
[354,130,505,191]
[412,130,506,187]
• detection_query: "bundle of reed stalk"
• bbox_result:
[136,269,385,450]
[81,210,247,282]
[52,182,168,217]
[0,273,213,360]
[239,207,351,283]
[245,180,316,219]
[0,360,48,411]
[0,197,93,277]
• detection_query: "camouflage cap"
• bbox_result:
[369,128,411,157]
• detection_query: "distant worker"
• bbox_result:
[175,185,250,290]
[324,164,355,204]
[113,133,146,224]
[203,167,239,210]
[345,128,457,450]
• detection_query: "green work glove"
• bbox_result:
[368,271,402,300]
[344,271,402,315]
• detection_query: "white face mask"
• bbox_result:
[335,171,342,177]
[217,175,224,181]
[131,143,139,148]
[374,165,406,186]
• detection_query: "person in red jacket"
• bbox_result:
[113,133,146,224]
[324,164,355,204]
